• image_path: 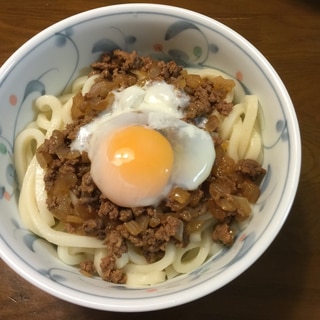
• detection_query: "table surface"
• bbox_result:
[0,0,319,319]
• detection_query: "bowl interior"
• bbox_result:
[0,4,300,312]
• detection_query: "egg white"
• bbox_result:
[71,80,216,207]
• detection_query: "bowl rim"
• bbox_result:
[0,3,301,312]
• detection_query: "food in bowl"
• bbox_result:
[14,49,266,286]
[0,3,300,311]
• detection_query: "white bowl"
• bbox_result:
[0,3,301,312]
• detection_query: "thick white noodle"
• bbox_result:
[14,127,45,185]
[35,164,55,226]
[127,244,148,265]
[57,246,95,265]
[220,103,245,141]
[220,94,262,163]
[126,270,166,286]
[15,69,263,286]
[172,230,212,274]
[237,95,259,159]
[34,95,64,137]
[94,248,109,277]
[81,74,99,95]
[227,118,243,162]
[123,243,176,274]
[61,97,73,125]
[115,253,129,269]
[243,127,262,161]
[124,243,176,286]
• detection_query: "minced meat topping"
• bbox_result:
[36,49,266,284]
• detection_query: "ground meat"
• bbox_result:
[119,209,133,222]
[215,100,234,116]
[100,255,127,284]
[235,159,266,180]
[80,259,96,277]
[212,222,234,246]
[36,49,266,284]
[90,50,141,78]
[98,230,128,283]
[98,199,118,219]
[157,60,183,80]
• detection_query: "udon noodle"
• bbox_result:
[14,51,264,286]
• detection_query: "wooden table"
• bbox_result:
[1,0,319,319]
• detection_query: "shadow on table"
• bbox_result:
[293,0,320,9]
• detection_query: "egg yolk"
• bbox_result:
[99,125,174,207]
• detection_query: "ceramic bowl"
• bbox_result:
[0,3,301,312]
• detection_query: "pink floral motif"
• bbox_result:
[9,94,17,106]
[236,71,243,81]
[4,191,10,201]
[153,43,163,52]
[239,233,247,242]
